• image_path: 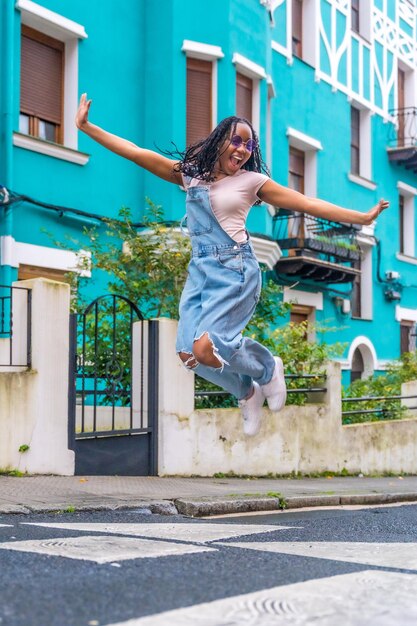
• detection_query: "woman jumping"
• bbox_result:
[76,93,389,436]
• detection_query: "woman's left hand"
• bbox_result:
[363,198,389,225]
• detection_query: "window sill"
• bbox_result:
[13,132,90,165]
[348,173,377,191]
[396,252,417,265]
[351,316,373,321]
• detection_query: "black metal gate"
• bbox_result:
[68,295,159,476]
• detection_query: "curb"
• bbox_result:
[1,493,417,517]
[175,492,417,517]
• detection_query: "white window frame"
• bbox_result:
[354,233,375,321]
[397,181,416,260]
[301,0,317,67]
[286,127,322,197]
[182,40,224,131]
[352,1,372,42]
[348,100,374,186]
[14,0,88,164]
[232,53,266,134]
[0,235,91,276]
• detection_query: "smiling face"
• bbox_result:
[216,122,253,177]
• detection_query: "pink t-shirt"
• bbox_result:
[183,169,269,242]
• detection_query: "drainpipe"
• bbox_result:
[1,0,15,285]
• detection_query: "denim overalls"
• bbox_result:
[176,183,276,400]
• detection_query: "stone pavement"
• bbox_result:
[1,474,417,516]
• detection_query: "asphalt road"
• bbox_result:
[0,504,416,625]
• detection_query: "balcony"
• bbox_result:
[387,108,417,172]
[272,212,361,284]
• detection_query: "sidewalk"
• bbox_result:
[1,474,417,516]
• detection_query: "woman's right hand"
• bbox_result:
[75,92,92,129]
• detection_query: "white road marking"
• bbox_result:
[0,524,13,527]
[24,522,291,543]
[105,570,417,625]
[222,541,417,571]
[0,535,215,563]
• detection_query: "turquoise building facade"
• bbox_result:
[1,0,417,383]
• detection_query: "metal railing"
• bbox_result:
[388,107,417,148]
[342,394,417,422]
[272,213,360,262]
[195,374,327,407]
[0,284,32,368]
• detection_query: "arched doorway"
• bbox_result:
[350,348,364,383]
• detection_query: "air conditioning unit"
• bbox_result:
[384,288,402,301]
[385,270,401,281]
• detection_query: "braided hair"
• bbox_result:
[171,116,270,182]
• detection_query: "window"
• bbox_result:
[350,106,360,176]
[292,0,303,58]
[236,72,253,122]
[397,183,416,258]
[290,304,315,340]
[289,146,305,193]
[351,258,362,318]
[350,347,364,383]
[186,58,212,146]
[18,264,70,283]
[400,320,416,354]
[20,25,64,144]
[182,40,224,148]
[351,0,360,34]
[398,68,406,146]
[15,1,88,163]
[288,147,305,239]
[399,194,405,254]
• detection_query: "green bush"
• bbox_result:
[342,351,417,424]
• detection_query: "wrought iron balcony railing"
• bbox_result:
[387,108,417,172]
[272,212,361,284]
[388,107,417,149]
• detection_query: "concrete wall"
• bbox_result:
[0,278,74,475]
[158,319,417,476]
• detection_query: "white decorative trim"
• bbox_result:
[396,253,417,265]
[347,173,377,190]
[283,288,323,311]
[181,40,224,61]
[13,133,89,165]
[346,336,378,377]
[395,305,417,323]
[0,236,91,277]
[286,128,323,151]
[232,53,267,79]
[397,181,417,197]
[266,75,276,98]
[250,237,281,269]
[271,40,291,60]
[360,222,376,237]
[16,0,87,40]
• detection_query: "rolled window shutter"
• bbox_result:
[20,26,64,125]
[186,58,212,147]
[236,72,252,122]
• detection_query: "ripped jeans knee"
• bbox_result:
[178,351,199,370]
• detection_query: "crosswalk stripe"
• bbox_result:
[0,535,216,563]
[104,570,417,625]
[222,541,417,571]
[24,522,293,543]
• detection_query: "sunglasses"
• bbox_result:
[230,134,257,152]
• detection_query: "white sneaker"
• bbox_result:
[261,356,287,412]
[238,382,265,436]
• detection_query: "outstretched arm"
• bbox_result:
[258,179,389,226]
[75,93,183,185]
